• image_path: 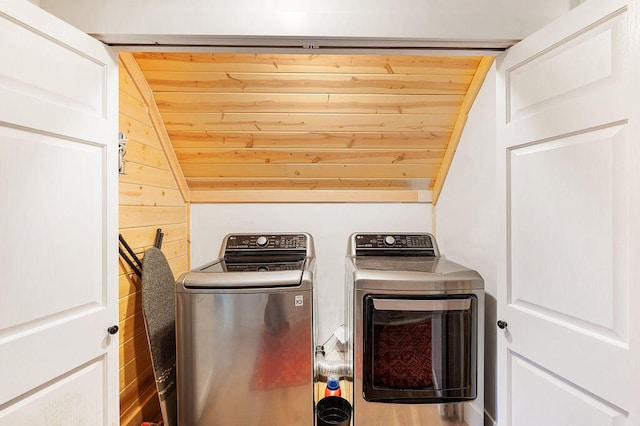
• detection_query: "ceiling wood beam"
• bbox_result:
[154,92,465,115]
[143,71,471,95]
[189,189,433,203]
[167,131,452,150]
[180,163,438,179]
[186,178,432,191]
[160,112,456,132]
[174,148,445,164]
[133,53,482,76]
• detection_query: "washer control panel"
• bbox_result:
[225,234,307,250]
[353,233,438,256]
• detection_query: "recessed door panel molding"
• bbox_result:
[0,357,106,425]
[0,2,116,145]
[509,353,628,426]
[506,304,630,410]
[0,316,110,407]
[506,9,625,123]
[0,127,106,332]
[501,4,630,147]
[0,12,105,116]
[507,123,629,339]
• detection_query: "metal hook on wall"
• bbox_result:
[118,132,128,174]
[154,228,164,249]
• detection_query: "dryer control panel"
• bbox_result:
[353,233,439,256]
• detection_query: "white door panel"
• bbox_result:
[503,6,629,145]
[510,354,627,426]
[0,1,118,424]
[0,0,114,142]
[497,0,639,424]
[0,16,106,116]
[0,358,107,425]
[509,125,628,334]
[0,127,105,331]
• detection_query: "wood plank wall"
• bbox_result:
[118,53,190,425]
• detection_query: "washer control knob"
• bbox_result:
[384,235,396,246]
[256,236,268,247]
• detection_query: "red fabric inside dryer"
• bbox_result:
[372,320,433,389]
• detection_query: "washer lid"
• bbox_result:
[181,268,304,289]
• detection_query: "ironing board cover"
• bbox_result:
[141,247,177,426]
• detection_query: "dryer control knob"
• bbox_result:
[384,235,396,246]
[256,236,268,247]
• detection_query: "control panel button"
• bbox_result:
[384,235,396,246]
[256,236,268,247]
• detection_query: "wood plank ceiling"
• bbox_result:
[131,52,492,203]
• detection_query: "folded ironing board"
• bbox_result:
[141,247,177,426]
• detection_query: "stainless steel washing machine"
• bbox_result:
[176,233,316,426]
[344,233,484,426]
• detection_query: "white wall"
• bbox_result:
[435,65,497,426]
[190,203,432,343]
[38,0,571,47]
